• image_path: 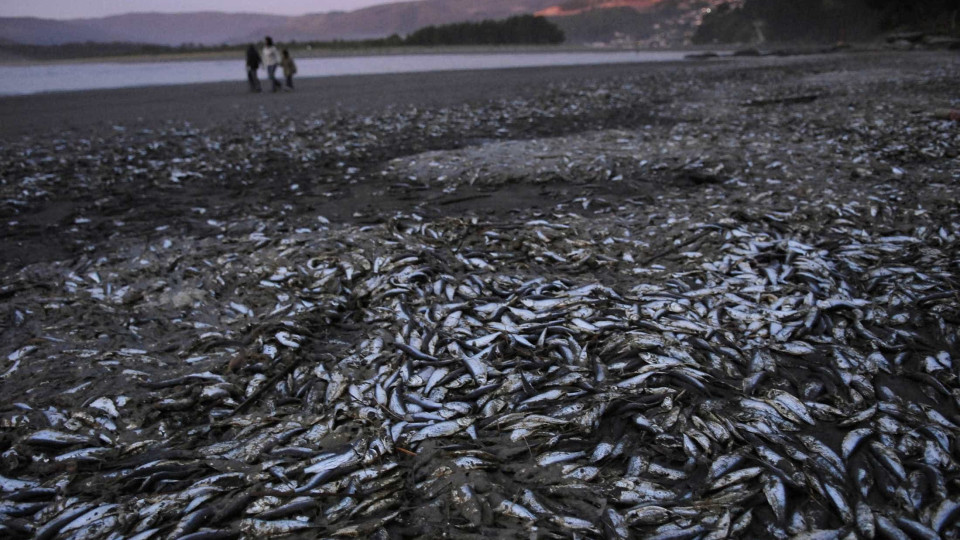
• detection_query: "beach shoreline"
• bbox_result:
[0,57,702,137]
[0,48,902,137]
[0,43,717,67]
[0,49,710,99]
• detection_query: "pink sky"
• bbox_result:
[0,0,402,19]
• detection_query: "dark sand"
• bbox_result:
[1,51,958,276]
[0,60,682,272]
[1,50,959,538]
[1,62,680,138]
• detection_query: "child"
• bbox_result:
[281,49,297,91]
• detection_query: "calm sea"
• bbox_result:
[0,51,700,96]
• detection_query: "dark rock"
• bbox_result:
[886,32,925,43]
[679,170,724,185]
[923,35,960,49]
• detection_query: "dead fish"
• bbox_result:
[408,417,474,443]
[239,518,316,536]
[24,430,93,448]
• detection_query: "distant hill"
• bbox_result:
[256,0,561,42]
[0,0,775,50]
[80,13,291,46]
[0,17,120,45]
[550,7,659,43]
[0,37,25,62]
[692,0,888,44]
[692,0,958,44]
[0,0,559,46]
[865,0,959,34]
[1,0,942,53]
[0,13,289,46]
[537,0,661,17]
[547,0,742,45]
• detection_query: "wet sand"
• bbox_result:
[1,61,683,138]
[0,59,689,272]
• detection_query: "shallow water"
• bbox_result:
[0,51,701,96]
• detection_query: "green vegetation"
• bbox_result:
[693,0,958,44]
[694,0,880,44]
[549,7,656,44]
[405,15,564,46]
[305,15,564,48]
[0,15,564,61]
[0,42,188,61]
[865,0,959,33]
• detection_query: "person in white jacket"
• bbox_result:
[261,36,283,92]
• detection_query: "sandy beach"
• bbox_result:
[0,60,689,137]
[1,50,959,538]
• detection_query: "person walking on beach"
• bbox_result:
[281,49,297,91]
[262,36,283,92]
[245,44,262,92]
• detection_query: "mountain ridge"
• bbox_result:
[0,0,560,46]
[536,0,661,17]
[0,0,757,49]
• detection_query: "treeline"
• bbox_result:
[304,15,563,49]
[693,0,958,44]
[865,0,959,33]
[405,15,564,46]
[0,42,185,61]
[0,39,392,62]
[0,15,564,61]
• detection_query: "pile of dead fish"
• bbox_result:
[1,52,959,539]
[3,195,959,538]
